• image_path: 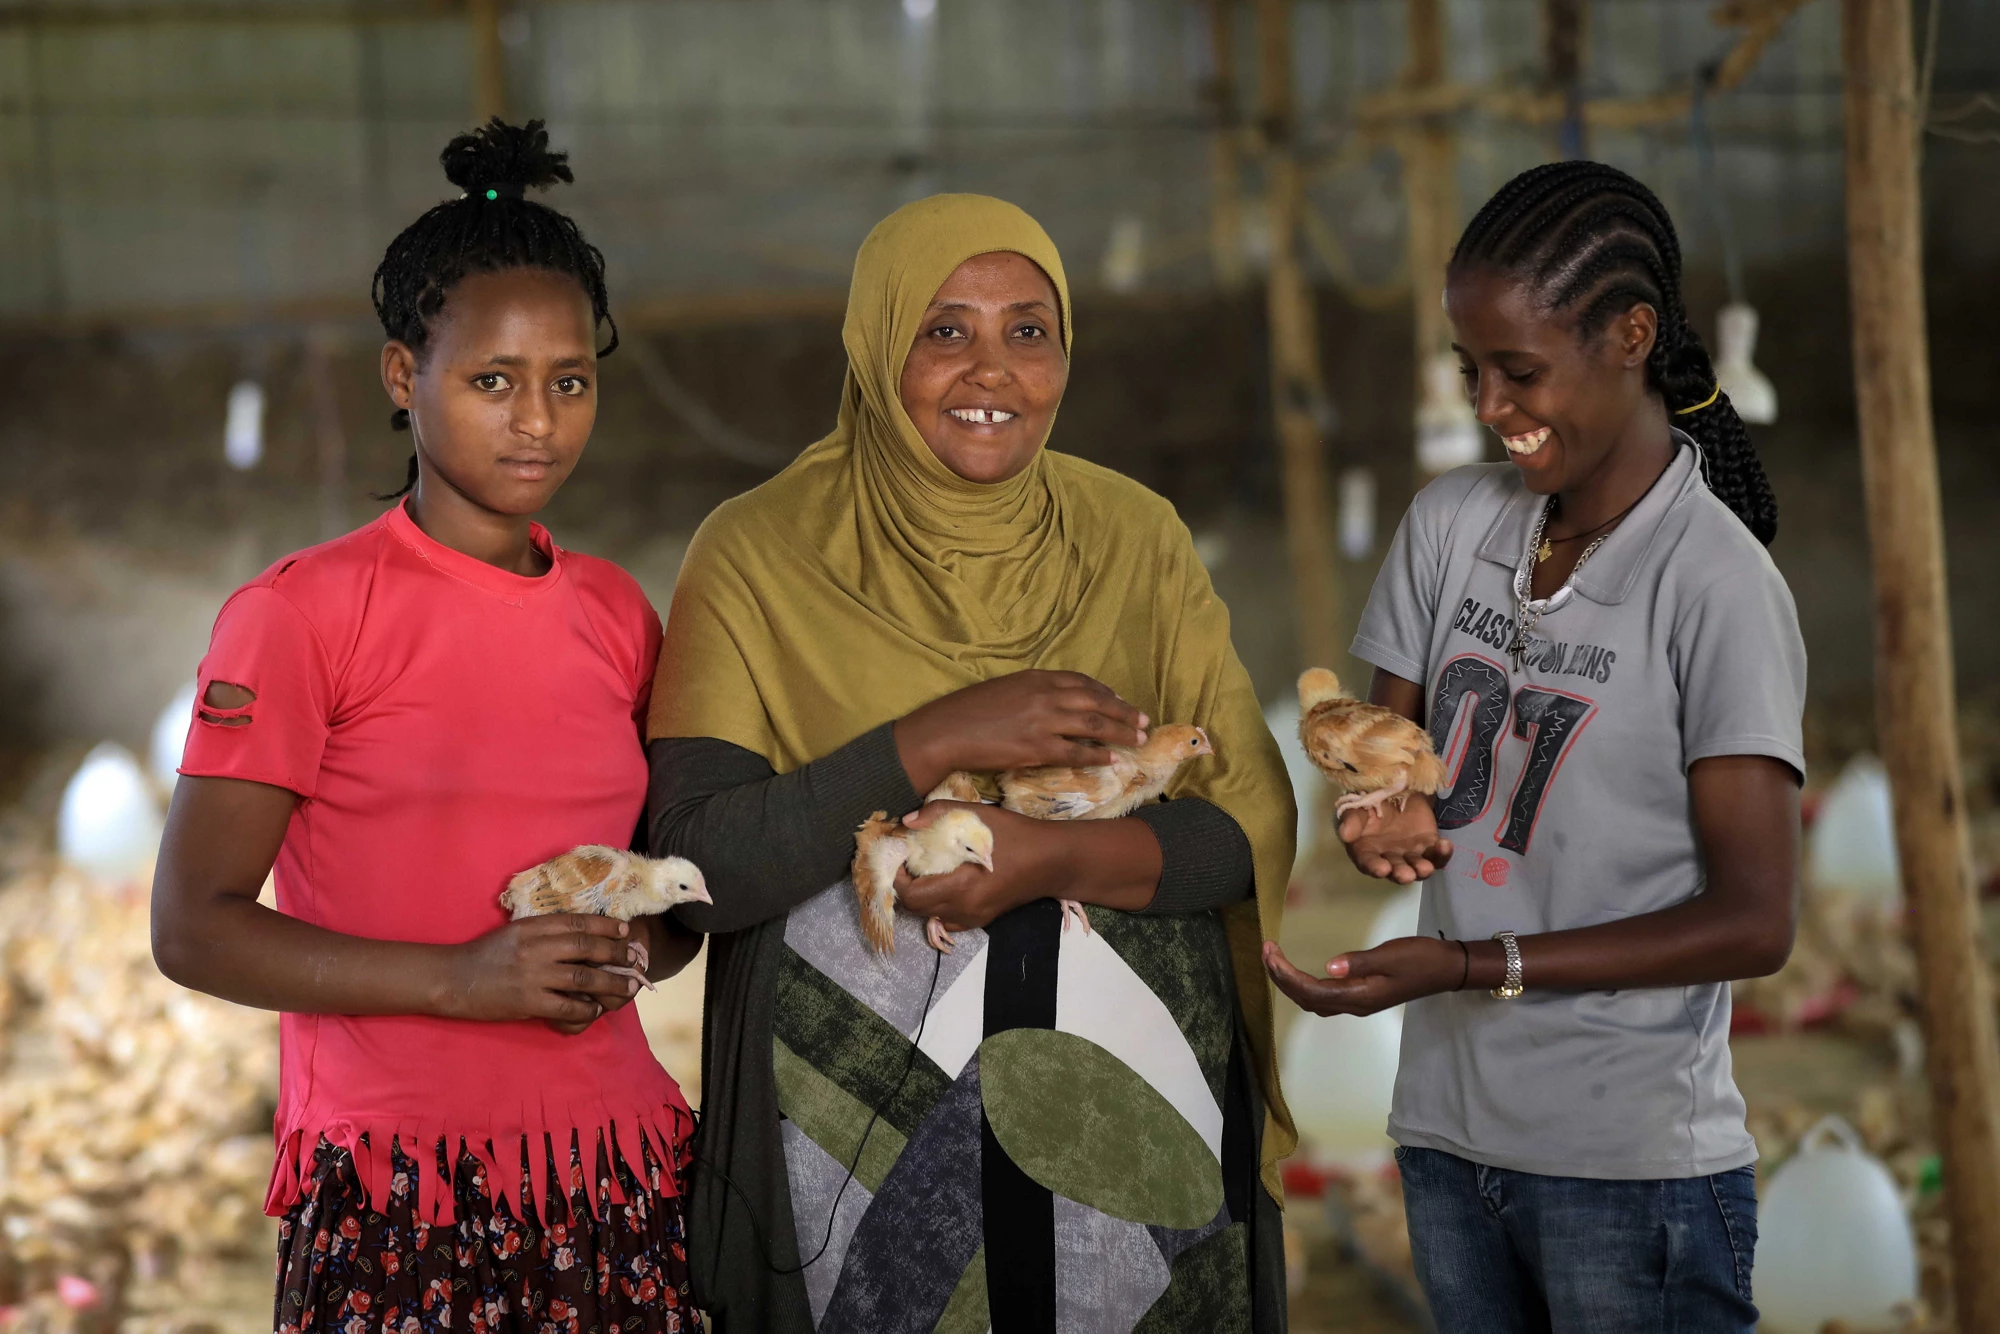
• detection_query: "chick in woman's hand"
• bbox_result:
[852,806,995,955]
[500,847,710,989]
[995,724,1214,934]
[1296,668,1446,822]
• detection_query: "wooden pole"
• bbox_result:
[1402,0,1460,480]
[468,0,507,123]
[1842,1,2000,1325]
[1205,0,1247,291]
[1544,0,1587,158]
[1254,0,1342,672]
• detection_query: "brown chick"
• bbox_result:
[997,723,1215,936]
[1296,668,1446,822]
[500,847,710,990]
[852,805,995,955]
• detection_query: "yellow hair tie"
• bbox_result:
[1674,384,1721,415]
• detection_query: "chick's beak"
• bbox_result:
[685,879,713,905]
[978,852,995,872]
[1194,728,1214,756]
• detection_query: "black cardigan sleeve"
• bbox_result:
[649,724,921,935]
[647,726,1255,935]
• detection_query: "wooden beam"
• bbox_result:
[1544,0,1587,156]
[1205,0,1248,291]
[1254,0,1342,672]
[1402,0,1459,478]
[468,0,507,124]
[1842,1,2000,1326]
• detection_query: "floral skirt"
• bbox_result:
[274,1131,695,1334]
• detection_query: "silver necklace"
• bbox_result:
[1509,499,1615,671]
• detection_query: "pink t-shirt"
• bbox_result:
[179,501,689,1225]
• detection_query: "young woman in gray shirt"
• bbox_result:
[1265,161,1805,1332]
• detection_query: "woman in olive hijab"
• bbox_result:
[651,194,1296,1332]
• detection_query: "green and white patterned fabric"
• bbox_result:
[775,881,1256,1332]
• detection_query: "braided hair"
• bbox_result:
[1449,161,1778,545]
[369,118,616,500]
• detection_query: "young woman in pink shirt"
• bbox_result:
[152,120,701,1333]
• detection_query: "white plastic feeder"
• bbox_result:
[58,742,164,882]
[1809,755,1901,903]
[149,680,199,793]
[1714,302,1777,426]
[1755,1116,1917,1332]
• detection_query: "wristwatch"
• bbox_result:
[1490,931,1524,999]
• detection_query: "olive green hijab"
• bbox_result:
[650,193,1297,1195]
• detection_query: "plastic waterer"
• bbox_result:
[1754,1116,1918,1332]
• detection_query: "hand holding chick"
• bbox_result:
[500,846,710,989]
[994,723,1214,934]
[852,804,995,954]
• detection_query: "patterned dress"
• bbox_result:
[774,884,1264,1331]
[275,1131,695,1334]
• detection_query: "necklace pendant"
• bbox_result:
[1537,539,1553,564]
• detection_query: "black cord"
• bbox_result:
[690,942,947,1276]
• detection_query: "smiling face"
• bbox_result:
[897,251,1068,485]
[381,267,599,517]
[1444,265,1659,496]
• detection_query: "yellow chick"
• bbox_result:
[500,846,710,990]
[1296,668,1446,821]
[996,723,1214,935]
[852,806,995,955]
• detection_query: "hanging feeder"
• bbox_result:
[1416,351,1483,474]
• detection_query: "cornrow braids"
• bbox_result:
[1450,161,1778,545]
[369,117,617,500]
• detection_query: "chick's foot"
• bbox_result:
[1334,778,1408,822]
[1059,899,1092,936]
[603,964,656,993]
[926,917,957,954]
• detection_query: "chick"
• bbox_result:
[997,723,1215,935]
[500,846,711,990]
[852,806,995,955]
[1296,668,1446,822]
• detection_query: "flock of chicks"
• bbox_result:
[509,669,1446,962]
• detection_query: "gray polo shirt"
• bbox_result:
[1352,436,1805,1180]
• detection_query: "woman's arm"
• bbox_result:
[654,673,1253,935]
[154,775,645,1033]
[650,728,923,935]
[1265,670,1801,1014]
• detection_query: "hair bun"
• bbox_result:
[440,117,573,196]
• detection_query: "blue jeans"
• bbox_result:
[1396,1146,1759,1334]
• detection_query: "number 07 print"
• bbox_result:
[1427,654,1598,855]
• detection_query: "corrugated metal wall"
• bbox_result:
[0,0,1992,322]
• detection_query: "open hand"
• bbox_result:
[441,914,645,1036]
[1339,794,1453,884]
[893,802,1069,934]
[894,670,1148,795]
[1263,935,1466,1016]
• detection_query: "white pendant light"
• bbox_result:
[149,680,199,793]
[1755,1117,1917,1332]
[1101,214,1146,294]
[57,742,165,883]
[1809,754,1901,903]
[1337,467,1376,559]
[1416,351,1484,474]
[224,380,265,471]
[1714,302,1778,425]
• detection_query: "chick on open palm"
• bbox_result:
[1296,668,1446,822]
